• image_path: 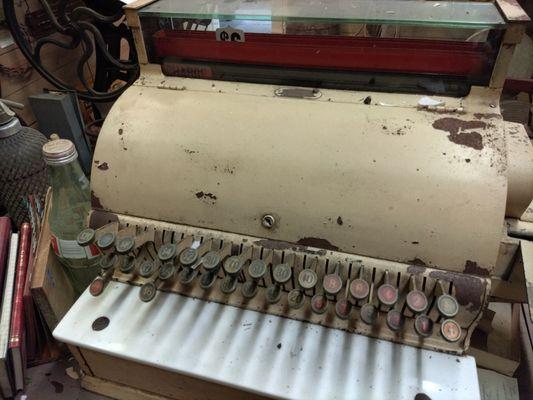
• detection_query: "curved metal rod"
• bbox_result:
[3,0,139,102]
[33,36,81,64]
[76,32,99,95]
[77,21,137,70]
[77,30,133,96]
[71,6,123,24]
[38,0,71,35]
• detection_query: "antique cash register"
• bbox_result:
[54,1,533,399]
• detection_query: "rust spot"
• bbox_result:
[429,270,486,312]
[473,113,501,120]
[463,260,490,277]
[336,216,343,226]
[296,237,339,251]
[448,131,483,150]
[432,118,486,135]
[97,162,109,170]
[91,190,104,210]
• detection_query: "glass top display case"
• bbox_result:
[127,0,521,95]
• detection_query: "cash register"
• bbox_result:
[54,1,533,399]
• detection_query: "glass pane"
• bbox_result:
[139,0,506,29]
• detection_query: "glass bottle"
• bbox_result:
[42,138,100,294]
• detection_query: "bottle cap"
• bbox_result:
[42,138,78,165]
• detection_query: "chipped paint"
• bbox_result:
[432,118,486,150]
[91,190,104,210]
[408,258,428,267]
[96,162,109,171]
[448,131,483,150]
[432,118,486,135]
[195,191,217,203]
[463,260,490,276]
[296,237,339,251]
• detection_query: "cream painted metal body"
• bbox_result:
[91,65,533,275]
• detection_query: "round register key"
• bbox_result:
[99,254,117,270]
[120,255,136,274]
[335,299,351,320]
[201,251,221,271]
[248,259,267,279]
[157,243,176,262]
[406,290,428,314]
[273,263,292,284]
[311,294,328,314]
[77,228,95,247]
[89,277,105,297]
[440,319,462,343]
[139,282,157,302]
[349,278,369,301]
[288,289,305,309]
[298,269,318,290]
[437,294,459,318]
[377,283,398,307]
[139,260,156,278]
[96,232,116,250]
[323,273,343,296]
[179,247,198,266]
[386,309,405,332]
[414,314,434,337]
[159,262,176,281]
[116,236,135,254]
[360,303,378,325]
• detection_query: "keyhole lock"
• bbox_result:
[261,214,276,229]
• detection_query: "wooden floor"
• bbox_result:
[16,359,111,400]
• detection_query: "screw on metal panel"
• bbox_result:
[261,214,275,229]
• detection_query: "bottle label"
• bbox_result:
[51,235,100,259]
